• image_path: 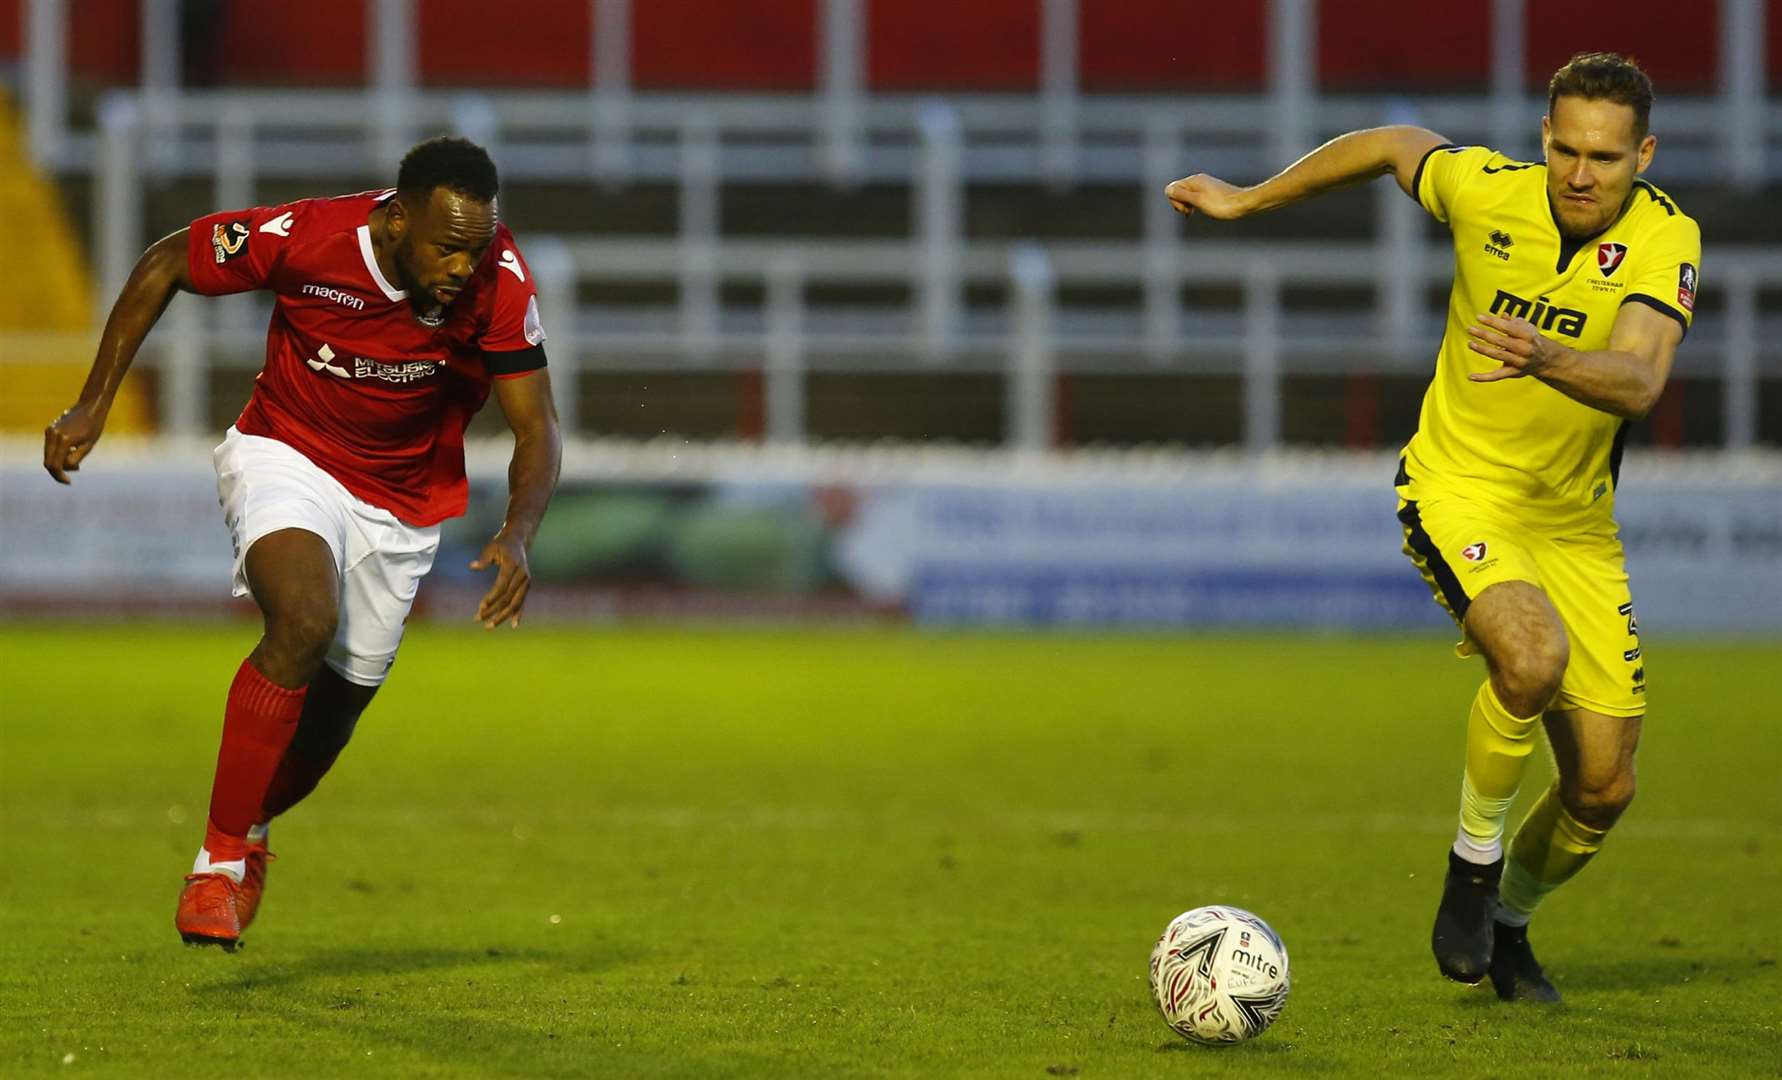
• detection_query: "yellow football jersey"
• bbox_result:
[1402,144,1701,531]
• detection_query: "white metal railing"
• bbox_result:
[820,0,864,184]
[22,0,1777,188]
[55,100,1782,453]
[63,235,1767,454]
[79,90,1769,339]
[15,0,1778,454]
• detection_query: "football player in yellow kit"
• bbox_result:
[1165,53,1699,1002]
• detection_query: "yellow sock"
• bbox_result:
[1498,785,1609,924]
[1454,680,1542,861]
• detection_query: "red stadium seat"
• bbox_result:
[868,0,1040,91]
[1318,0,1491,90]
[1523,0,1719,93]
[0,0,1761,93]
[1080,0,1268,91]
[420,0,592,87]
[213,0,368,86]
[633,0,816,90]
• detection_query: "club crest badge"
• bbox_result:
[1596,242,1627,277]
[211,220,250,264]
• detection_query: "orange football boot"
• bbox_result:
[238,840,276,929]
[175,872,243,950]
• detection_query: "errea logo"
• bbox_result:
[1483,229,1513,262]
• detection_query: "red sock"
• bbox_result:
[204,658,308,861]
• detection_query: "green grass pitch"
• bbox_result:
[2,625,1778,1077]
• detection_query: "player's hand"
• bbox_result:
[470,530,532,630]
[1164,174,1252,220]
[43,401,107,484]
[1466,313,1563,382]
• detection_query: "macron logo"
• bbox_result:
[301,284,366,311]
[498,249,526,282]
[260,212,294,237]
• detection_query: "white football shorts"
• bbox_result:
[213,426,440,687]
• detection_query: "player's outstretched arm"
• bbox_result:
[1165,125,1448,220]
[43,229,196,483]
[472,369,563,629]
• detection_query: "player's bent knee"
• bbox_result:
[1563,773,1636,827]
[1538,625,1570,672]
[1501,621,1568,709]
[262,605,339,671]
[1493,643,1567,716]
[1526,635,1569,695]
[1471,583,1569,715]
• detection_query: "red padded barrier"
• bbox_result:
[212,0,367,85]
[633,0,816,89]
[1080,0,1268,90]
[0,1,15,58]
[419,0,591,86]
[3,0,142,82]
[1523,0,1716,92]
[868,0,1039,90]
[1772,0,1782,86]
[0,0,1764,93]
[1318,0,1491,89]
[71,0,141,82]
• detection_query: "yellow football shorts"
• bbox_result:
[1395,486,1646,718]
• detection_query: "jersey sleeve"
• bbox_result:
[185,203,301,296]
[1620,213,1701,339]
[1414,145,1498,226]
[481,239,549,378]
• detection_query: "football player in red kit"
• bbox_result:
[43,137,562,950]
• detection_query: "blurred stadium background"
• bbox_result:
[3,6,1781,1074]
[1,0,1778,629]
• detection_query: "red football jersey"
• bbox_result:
[186,190,547,526]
